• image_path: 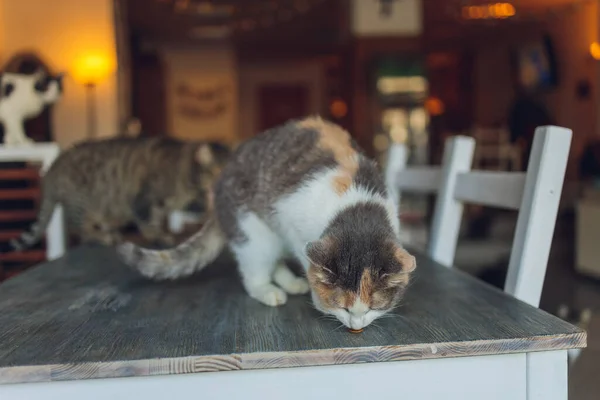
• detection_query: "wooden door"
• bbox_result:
[258,84,309,132]
[132,52,167,136]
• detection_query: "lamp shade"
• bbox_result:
[71,52,115,85]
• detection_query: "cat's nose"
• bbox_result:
[349,316,366,330]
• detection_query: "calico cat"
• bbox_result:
[0,70,63,146]
[2,136,229,253]
[119,117,416,330]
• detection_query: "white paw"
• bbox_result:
[250,284,288,307]
[280,277,310,295]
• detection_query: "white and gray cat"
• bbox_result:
[0,70,63,146]
[119,117,416,331]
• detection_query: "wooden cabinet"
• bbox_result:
[0,164,45,281]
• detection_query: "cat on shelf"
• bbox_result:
[0,70,63,146]
[119,117,417,331]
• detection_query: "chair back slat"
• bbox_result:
[427,136,475,266]
[396,168,441,193]
[504,126,572,306]
[385,143,408,206]
[454,171,526,211]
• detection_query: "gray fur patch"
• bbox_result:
[214,119,339,242]
[353,157,387,196]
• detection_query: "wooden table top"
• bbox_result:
[0,245,585,385]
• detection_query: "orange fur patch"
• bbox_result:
[384,272,410,288]
[297,117,359,195]
[308,264,357,309]
[332,173,353,195]
[359,269,373,304]
[394,247,417,273]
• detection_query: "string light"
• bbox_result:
[462,3,516,20]
[590,42,600,60]
[330,99,348,119]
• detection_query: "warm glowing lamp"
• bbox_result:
[72,52,115,138]
[330,98,348,119]
[590,42,600,61]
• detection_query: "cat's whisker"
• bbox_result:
[369,322,384,333]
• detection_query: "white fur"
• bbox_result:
[310,290,386,330]
[230,165,400,329]
[275,166,400,266]
[0,72,62,146]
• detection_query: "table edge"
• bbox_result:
[0,331,586,385]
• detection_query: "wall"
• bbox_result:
[544,0,598,175]
[473,44,514,127]
[238,61,324,139]
[472,1,599,178]
[160,44,238,144]
[0,0,118,147]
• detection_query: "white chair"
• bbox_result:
[386,135,474,250]
[387,126,572,308]
[0,143,65,260]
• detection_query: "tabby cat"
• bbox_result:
[2,136,229,253]
[119,117,416,331]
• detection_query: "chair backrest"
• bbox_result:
[385,137,474,205]
[0,143,65,260]
[386,135,475,258]
[429,126,572,307]
[386,126,572,307]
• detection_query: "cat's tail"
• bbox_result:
[117,215,226,280]
[0,185,58,253]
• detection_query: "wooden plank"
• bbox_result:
[454,171,526,210]
[0,250,45,263]
[0,168,40,181]
[0,230,22,241]
[0,245,585,385]
[0,354,527,400]
[0,188,40,200]
[0,211,36,222]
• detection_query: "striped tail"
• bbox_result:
[117,216,226,280]
[0,190,58,253]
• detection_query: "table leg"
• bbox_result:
[527,350,568,400]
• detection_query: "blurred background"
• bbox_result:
[0,1,599,397]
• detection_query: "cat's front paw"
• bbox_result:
[249,284,288,307]
[279,277,310,295]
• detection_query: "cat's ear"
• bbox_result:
[305,237,335,267]
[382,245,416,288]
[394,246,416,273]
[33,68,45,79]
[306,238,336,285]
